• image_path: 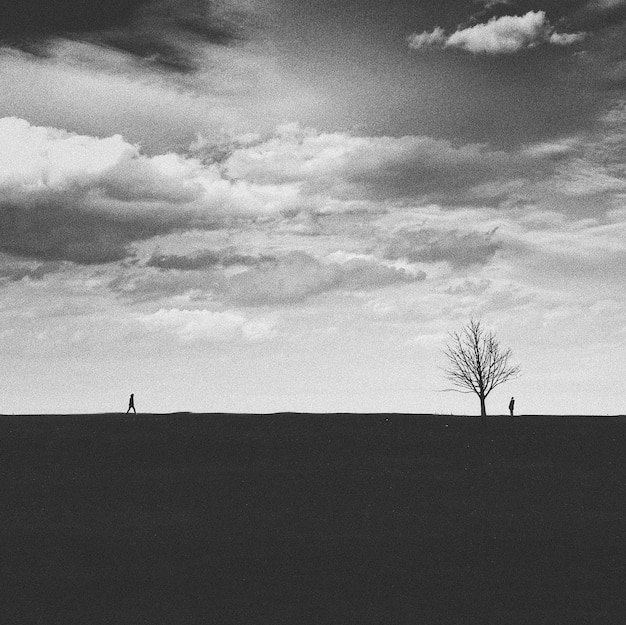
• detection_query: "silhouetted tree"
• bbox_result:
[443,319,520,417]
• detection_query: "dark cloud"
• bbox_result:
[0,260,64,282]
[146,248,276,270]
[146,250,221,270]
[0,195,197,264]
[0,0,244,71]
[384,229,501,268]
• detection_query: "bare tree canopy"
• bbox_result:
[443,319,520,417]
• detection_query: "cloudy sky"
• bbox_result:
[1,0,626,414]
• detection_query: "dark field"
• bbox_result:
[1,413,624,624]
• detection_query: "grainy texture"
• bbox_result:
[0,414,624,624]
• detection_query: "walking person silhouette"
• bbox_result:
[126,393,136,414]
[509,396,515,417]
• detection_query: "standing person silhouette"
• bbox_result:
[126,393,136,414]
[509,396,515,417]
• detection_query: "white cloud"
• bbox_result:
[0,113,618,278]
[408,12,585,54]
[554,159,626,196]
[406,27,447,49]
[138,308,277,342]
[0,117,305,262]
[0,117,206,203]
[549,32,588,46]
[0,115,577,265]
[221,124,562,203]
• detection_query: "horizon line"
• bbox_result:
[0,412,624,418]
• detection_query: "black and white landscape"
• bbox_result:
[1,1,626,622]
[1,0,626,414]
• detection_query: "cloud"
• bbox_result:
[0,260,64,282]
[592,0,626,7]
[0,115,604,269]
[221,252,425,306]
[0,117,207,200]
[0,117,301,263]
[0,195,159,264]
[138,307,276,341]
[112,250,426,305]
[503,219,626,297]
[221,124,567,203]
[472,0,513,7]
[572,0,626,26]
[0,21,297,156]
[0,0,249,71]
[109,268,214,302]
[406,27,447,50]
[383,229,502,269]
[443,278,492,296]
[0,118,207,264]
[408,12,585,54]
[146,248,275,270]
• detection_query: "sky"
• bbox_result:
[1,0,626,414]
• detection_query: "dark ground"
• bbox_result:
[0,413,624,625]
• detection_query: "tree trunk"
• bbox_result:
[479,394,487,417]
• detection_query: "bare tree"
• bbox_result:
[443,319,520,417]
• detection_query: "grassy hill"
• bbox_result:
[0,413,624,624]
